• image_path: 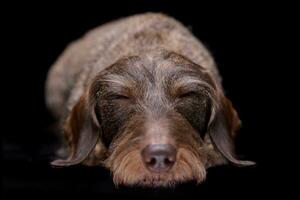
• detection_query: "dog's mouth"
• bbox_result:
[105,146,207,187]
[139,180,174,187]
[140,177,171,187]
[135,174,194,187]
[115,170,203,188]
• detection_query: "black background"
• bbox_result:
[3,1,296,199]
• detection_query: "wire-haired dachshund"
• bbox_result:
[46,13,254,187]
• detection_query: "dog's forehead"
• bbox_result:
[102,52,207,88]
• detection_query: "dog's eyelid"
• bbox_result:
[177,91,198,98]
[102,85,133,99]
[108,93,130,100]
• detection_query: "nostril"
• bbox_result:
[164,157,174,165]
[148,157,156,166]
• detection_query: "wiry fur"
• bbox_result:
[46,13,254,187]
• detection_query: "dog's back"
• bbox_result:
[46,13,219,119]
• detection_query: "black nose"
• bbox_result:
[141,144,177,172]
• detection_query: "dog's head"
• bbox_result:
[52,50,255,187]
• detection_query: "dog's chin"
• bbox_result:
[137,178,178,188]
[123,174,200,188]
[104,147,207,187]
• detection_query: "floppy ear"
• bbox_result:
[208,95,255,167]
[51,92,101,166]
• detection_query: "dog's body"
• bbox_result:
[46,13,254,187]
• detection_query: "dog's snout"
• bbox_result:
[141,144,177,172]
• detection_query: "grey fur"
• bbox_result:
[45,13,220,120]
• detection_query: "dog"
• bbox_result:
[45,13,254,187]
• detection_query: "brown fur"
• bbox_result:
[46,13,254,187]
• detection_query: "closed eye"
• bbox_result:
[177,91,198,99]
[107,93,130,100]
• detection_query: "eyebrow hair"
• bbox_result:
[173,76,214,90]
[101,74,133,87]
